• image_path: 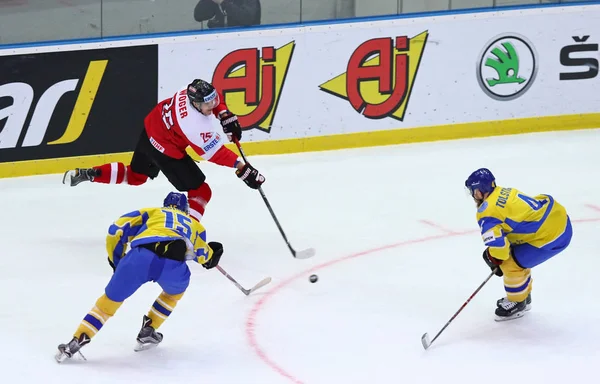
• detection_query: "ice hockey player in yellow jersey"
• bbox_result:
[55,192,224,362]
[464,168,572,321]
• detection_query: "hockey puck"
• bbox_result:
[309,274,318,283]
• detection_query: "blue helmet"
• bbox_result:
[465,168,496,197]
[163,192,189,213]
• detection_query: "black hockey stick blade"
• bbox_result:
[421,333,431,350]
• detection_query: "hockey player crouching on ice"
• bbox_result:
[62,79,265,222]
[56,192,223,362]
[465,168,572,321]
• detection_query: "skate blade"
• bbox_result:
[55,350,86,363]
[62,170,74,185]
[134,341,160,352]
[55,351,68,363]
[494,311,527,322]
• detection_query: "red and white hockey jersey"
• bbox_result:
[144,86,239,167]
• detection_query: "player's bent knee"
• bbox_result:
[126,165,149,186]
[187,183,212,221]
[95,294,123,316]
[169,291,185,300]
[188,182,212,204]
[163,291,184,302]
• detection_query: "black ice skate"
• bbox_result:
[134,315,163,352]
[62,168,99,186]
[495,294,532,322]
[55,333,91,363]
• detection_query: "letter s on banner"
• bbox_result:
[559,35,599,81]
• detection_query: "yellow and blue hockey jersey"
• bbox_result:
[106,207,213,268]
[476,186,569,260]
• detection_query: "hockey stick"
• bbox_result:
[216,265,272,296]
[232,137,316,259]
[421,268,498,350]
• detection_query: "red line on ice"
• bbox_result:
[245,216,600,383]
[585,204,600,212]
[245,232,464,384]
[419,219,462,235]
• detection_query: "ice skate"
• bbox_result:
[55,333,90,363]
[495,294,531,321]
[497,293,531,310]
[134,315,163,352]
[62,168,99,186]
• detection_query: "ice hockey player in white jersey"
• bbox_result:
[62,79,265,222]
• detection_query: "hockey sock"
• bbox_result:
[74,294,123,340]
[188,183,212,222]
[502,256,533,302]
[92,163,148,185]
[147,291,184,330]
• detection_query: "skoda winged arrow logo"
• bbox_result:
[477,34,538,101]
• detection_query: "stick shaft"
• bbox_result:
[428,268,497,346]
[233,138,299,257]
[216,265,249,294]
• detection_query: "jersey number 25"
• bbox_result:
[161,98,175,130]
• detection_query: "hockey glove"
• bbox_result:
[236,163,265,189]
[482,248,503,277]
[203,241,223,270]
[220,110,242,142]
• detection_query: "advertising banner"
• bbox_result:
[158,5,600,143]
[1,4,598,178]
[0,45,158,164]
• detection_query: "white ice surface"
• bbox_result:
[1,129,599,384]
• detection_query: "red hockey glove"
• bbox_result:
[482,248,503,277]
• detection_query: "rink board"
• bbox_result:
[1,3,598,177]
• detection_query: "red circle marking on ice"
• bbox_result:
[245,215,599,383]
[245,231,470,384]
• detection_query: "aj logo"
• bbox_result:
[212,42,294,133]
[0,60,107,149]
[320,31,428,120]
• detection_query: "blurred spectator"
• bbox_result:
[194,0,261,28]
